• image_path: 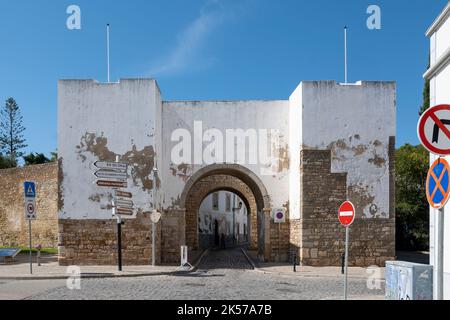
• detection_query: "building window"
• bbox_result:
[212,193,219,211]
[226,193,231,212]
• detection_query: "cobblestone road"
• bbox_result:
[28,248,384,300]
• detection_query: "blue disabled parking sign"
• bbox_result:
[24,181,36,198]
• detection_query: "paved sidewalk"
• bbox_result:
[243,250,385,281]
[0,254,190,280]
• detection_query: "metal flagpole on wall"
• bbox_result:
[344,26,348,84]
[107,24,110,83]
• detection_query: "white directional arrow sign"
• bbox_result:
[116,199,134,208]
[94,170,128,180]
[94,161,128,172]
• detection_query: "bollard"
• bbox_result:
[293,254,297,273]
[36,244,42,266]
[341,253,345,275]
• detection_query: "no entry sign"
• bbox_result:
[426,158,450,209]
[338,201,355,227]
[418,105,450,156]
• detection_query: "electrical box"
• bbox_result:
[385,261,433,300]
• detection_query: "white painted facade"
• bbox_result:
[425,2,450,300]
[290,81,396,219]
[198,192,248,242]
[58,79,395,224]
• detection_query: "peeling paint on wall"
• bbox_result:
[348,184,384,218]
[368,154,386,168]
[76,132,156,193]
[277,145,290,173]
[170,163,193,183]
[58,158,65,213]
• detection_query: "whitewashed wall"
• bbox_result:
[299,81,396,219]
[161,100,290,211]
[58,79,160,220]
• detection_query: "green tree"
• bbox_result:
[419,57,430,116]
[0,98,27,162]
[396,144,429,250]
[50,151,58,162]
[23,153,51,166]
[0,154,16,169]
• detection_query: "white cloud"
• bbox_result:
[150,0,243,76]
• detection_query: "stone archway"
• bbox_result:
[180,164,271,260]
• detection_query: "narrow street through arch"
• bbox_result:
[196,247,253,271]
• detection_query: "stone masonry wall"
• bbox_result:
[0,163,58,248]
[58,212,161,266]
[300,150,395,267]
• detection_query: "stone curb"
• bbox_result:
[0,250,210,281]
[241,249,385,281]
[0,270,188,281]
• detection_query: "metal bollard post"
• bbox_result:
[293,253,297,273]
[36,245,42,266]
[341,253,345,275]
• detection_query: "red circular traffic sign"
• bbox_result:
[338,201,355,227]
[418,104,450,156]
[27,203,35,214]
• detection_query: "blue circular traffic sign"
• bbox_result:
[427,158,450,209]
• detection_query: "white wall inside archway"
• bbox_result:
[198,191,249,248]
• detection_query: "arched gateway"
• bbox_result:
[57,78,396,268]
[179,164,271,260]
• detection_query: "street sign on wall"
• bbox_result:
[94,170,128,180]
[338,201,355,227]
[418,104,450,156]
[96,180,127,189]
[94,161,128,172]
[273,208,286,223]
[426,158,450,209]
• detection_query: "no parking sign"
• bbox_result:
[426,158,450,209]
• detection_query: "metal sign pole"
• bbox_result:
[28,220,32,275]
[344,226,349,301]
[152,168,158,267]
[152,221,156,267]
[436,208,444,300]
[117,214,122,272]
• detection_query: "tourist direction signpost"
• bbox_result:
[94,161,128,172]
[115,190,132,199]
[92,158,132,272]
[96,180,127,189]
[94,170,128,180]
[338,201,356,301]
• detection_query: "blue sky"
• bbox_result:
[0,0,448,158]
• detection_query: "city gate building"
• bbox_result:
[57,78,396,266]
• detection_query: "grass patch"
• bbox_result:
[0,247,58,255]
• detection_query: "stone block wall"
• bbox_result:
[0,163,58,248]
[161,209,185,264]
[58,212,161,266]
[299,149,395,267]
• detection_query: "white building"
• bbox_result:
[58,79,396,266]
[198,192,248,249]
[425,1,450,300]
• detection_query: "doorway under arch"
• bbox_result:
[179,164,272,260]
